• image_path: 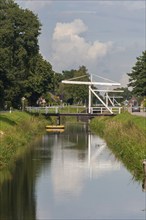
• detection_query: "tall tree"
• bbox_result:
[0,0,41,107]
[25,54,54,105]
[127,51,146,97]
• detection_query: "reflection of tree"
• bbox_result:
[64,123,88,147]
[0,150,36,220]
[62,123,89,160]
[0,137,52,220]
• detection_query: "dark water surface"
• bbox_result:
[0,123,145,220]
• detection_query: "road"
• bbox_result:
[131,111,146,117]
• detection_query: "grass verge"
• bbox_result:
[0,111,47,170]
[90,112,146,180]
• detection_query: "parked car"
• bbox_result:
[132,106,140,112]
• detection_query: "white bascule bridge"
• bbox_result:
[62,74,123,114]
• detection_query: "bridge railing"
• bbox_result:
[25,105,87,114]
[26,105,122,115]
[91,106,122,114]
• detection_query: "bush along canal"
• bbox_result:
[90,112,146,181]
[0,111,48,173]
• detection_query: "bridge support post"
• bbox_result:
[57,115,60,125]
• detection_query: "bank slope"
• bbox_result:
[90,112,146,180]
[0,111,47,170]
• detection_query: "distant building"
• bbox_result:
[128,96,138,106]
[37,97,46,106]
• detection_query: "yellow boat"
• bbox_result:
[45,125,65,129]
[46,128,64,133]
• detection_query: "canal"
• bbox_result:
[0,123,145,219]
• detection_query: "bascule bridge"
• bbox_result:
[62,74,123,115]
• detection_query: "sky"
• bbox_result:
[15,0,145,87]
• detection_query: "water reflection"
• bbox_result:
[0,136,52,220]
[0,150,37,220]
[50,131,121,199]
[0,123,145,220]
[48,133,120,199]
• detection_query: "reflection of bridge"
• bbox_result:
[38,124,122,199]
[50,130,121,195]
[87,132,121,179]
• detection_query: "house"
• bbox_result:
[128,96,138,107]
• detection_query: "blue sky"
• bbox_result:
[16,0,145,87]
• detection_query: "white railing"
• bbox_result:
[90,106,122,114]
[25,105,87,114]
[26,105,122,114]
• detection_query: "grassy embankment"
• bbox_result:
[0,106,83,171]
[90,112,146,180]
[0,111,48,171]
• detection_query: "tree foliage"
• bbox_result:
[57,66,90,105]
[0,0,54,108]
[127,51,146,97]
[0,1,92,108]
[25,54,55,105]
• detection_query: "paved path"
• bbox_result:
[131,111,146,117]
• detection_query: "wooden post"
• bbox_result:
[57,115,60,125]
[142,177,146,192]
[143,159,146,176]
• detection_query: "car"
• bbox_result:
[132,106,140,112]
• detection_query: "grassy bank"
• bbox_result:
[90,112,146,180]
[0,111,48,170]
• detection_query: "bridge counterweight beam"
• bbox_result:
[88,85,92,113]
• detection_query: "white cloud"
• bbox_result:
[53,19,87,40]
[15,1,144,83]
[51,19,112,72]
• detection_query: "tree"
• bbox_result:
[0,0,41,108]
[58,66,90,105]
[127,51,146,97]
[25,54,54,105]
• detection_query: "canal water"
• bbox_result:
[0,123,145,220]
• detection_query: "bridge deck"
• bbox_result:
[41,112,116,117]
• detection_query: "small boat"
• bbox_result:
[45,125,65,129]
[46,128,64,133]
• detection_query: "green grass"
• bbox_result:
[90,112,146,180]
[0,110,78,183]
[0,111,48,170]
[113,112,146,132]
